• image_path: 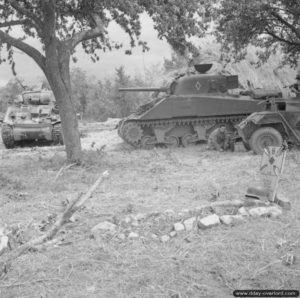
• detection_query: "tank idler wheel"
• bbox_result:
[249,127,283,155]
[181,134,197,147]
[1,124,15,149]
[164,135,180,148]
[141,136,156,150]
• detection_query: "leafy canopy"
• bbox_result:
[215,0,300,66]
[0,0,205,72]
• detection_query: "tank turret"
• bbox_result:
[117,64,283,149]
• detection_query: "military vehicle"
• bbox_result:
[117,64,282,149]
[1,89,63,149]
[237,98,300,154]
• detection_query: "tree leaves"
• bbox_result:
[215,0,300,67]
[0,0,204,63]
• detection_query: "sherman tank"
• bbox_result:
[117,64,282,149]
[1,89,63,149]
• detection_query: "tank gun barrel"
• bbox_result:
[118,87,168,92]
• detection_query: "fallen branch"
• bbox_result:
[54,163,76,181]
[195,199,244,214]
[0,170,109,278]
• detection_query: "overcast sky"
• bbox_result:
[0,14,173,87]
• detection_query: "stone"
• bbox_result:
[183,217,196,231]
[248,206,282,218]
[128,232,139,239]
[91,221,116,234]
[69,214,79,223]
[220,215,246,226]
[170,231,177,238]
[173,222,185,232]
[274,194,291,210]
[132,213,147,221]
[0,235,8,254]
[164,209,176,216]
[151,234,158,240]
[161,235,170,243]
[124,216,131,224]
[197,214,220,229]
[238,207,249,217]
[117,233,126,240]
[131,220,139,227]
[181,208,190,215]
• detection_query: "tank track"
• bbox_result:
[52,124,64,145]
[119,114,247,148]
[1,124,15,149]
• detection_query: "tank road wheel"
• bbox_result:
[164,135,180,148]
[141,136,156,150]
[122,122,143,146]
[52,124,64,145]
[1,124,15,149]
[250,127,283,155]
[181,134,197,147]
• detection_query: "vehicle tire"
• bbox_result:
[249,127,283,155]
[52,124,64,145]
[1,124,15,149]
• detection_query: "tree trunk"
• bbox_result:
[45,43,82,164]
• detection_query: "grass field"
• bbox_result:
[0,124,299,298]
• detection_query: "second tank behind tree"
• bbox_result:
[117,64,282,149]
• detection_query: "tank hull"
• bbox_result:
[118,95,266,148]
[138,95,263,120]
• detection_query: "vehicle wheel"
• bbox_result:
[141,136,156,150]
[52,124,64,145]
[249,127,283,155]
[164,135,180,148]
[181,134,197,147]
[1,124,15,149]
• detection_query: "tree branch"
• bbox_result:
[270,11,300,40]
[7,0,43,29]
[0,19,29,28]
[69,15,105,49]
[265,28,300,46]
[0,170,109,278]
[0,30,46,72]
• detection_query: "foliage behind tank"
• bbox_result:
[1,89,64,148]
[117,64,282,149]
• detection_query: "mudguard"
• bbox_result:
[237,112,286,142]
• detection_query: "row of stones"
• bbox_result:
[91,204,283,243]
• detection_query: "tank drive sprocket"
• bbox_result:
[1,124,15,149]
[121,122,143,146]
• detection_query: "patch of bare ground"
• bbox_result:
[0,127,300,297]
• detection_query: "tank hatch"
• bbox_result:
[194,64,213,74]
